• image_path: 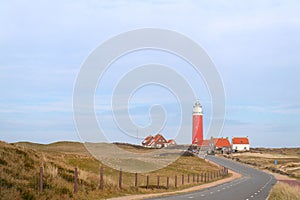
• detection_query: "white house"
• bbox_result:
[232,137,250,152]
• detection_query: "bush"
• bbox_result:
[0,158,7,165]
[56,186,72,197]
[21,190,35,200]
[182,151,195,157]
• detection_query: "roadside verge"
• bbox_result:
[109,169,241,200]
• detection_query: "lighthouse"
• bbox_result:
[192,100,203,145]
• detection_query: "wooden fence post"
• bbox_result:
[175,175,177,188]
[193,174,195,183]
[157,176,160,189]
[39,166,43,193]
[99,166,104,190]
[135,173,138,189]
[74,167,78,193]
[201,173,203,182]
[146,176,149,189]
[119,168,122,190]
[182,174,184,185]
[188,174,190,183]
[204,173,206,182]
[0,171,2,195]
[197,174,199,183]
[166,177,169,189]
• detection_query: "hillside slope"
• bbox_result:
[0,141,223,199]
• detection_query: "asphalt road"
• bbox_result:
[147,155,277,200]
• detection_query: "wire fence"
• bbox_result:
[35,165,229,194]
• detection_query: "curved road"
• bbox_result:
[147,155,277,200]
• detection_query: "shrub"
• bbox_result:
[0,158,7,165]
[21,190,35,200]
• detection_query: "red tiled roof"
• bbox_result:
[144,135,153,141]
[148,140,155,146]
[153,134,163,141]
[167,139,176,144]
[146,134,167,146]
[213,138,231,147]
[232,137,249,144]
[142,135,153,145]
[142,135,153,142]
[142,134,174,147]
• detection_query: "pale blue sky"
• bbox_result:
[0,0,299,147]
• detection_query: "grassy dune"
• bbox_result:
[224,148,300,179]
[268,182,300,200]
[0,141,224,200]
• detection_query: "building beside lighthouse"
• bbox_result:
[192,100,203,146]
[232,137,250,152]
[191,100,250,154]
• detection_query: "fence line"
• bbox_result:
[36,165,228,194]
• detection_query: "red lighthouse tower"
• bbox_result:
[192,100,203,145]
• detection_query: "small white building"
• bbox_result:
[232,137,250,152]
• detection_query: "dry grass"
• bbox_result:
[268,182,300,200]
[0,141,226,200]
[224,148,300,179]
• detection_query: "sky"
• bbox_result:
[0,0,300,147]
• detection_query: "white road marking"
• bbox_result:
[217,190,220,192]
[188,197,194,199]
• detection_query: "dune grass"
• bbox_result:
[268,182,300,200]
[0,141,226,200]
[225,148,300,179]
